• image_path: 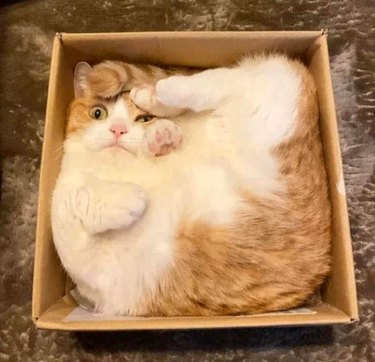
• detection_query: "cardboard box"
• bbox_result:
[32,31,358,331]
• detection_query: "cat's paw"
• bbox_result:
[142,119,182,157]
[103,183,147,230]
[73,183,147,233]
[155,76,190,108]
[130,84,186,118]
[130,84,156,112]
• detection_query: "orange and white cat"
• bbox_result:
[52,56,331,316]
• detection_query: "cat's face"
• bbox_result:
[66,61,156,153]
[67,94,155,153]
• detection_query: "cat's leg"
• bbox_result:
[141,119,182,157]
[69,180,147,234]
[130,68,234,116]
[155,68,235,112]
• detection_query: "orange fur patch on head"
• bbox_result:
[86,62,128,99]
[66,98,101,136]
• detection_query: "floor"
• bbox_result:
[0,0,374,361]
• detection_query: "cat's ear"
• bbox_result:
[74,61,92,98]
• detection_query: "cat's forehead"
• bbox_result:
[97,92,142,115]
[109,94,131,116]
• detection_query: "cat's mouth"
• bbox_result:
[105,141,139,155]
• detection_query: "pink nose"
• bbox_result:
[110,124,127,139]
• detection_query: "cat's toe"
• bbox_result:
[122,185,147,220]
[130,188,147,213]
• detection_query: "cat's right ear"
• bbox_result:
[74,62,92,98]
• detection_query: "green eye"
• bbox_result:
[90,106,108,120]
[135,114,155,123]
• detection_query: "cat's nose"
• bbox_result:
[110,124,128,139]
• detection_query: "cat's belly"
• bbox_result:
[124,157,242,225]
[81,159,243,314]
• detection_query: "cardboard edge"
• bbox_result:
[35,318,351,331]
[321,34,358,321]
[311,34,359,321]
[32,35,63,321]
[33,296,352,331]
[36,314,352,332]
[57,31,324,46]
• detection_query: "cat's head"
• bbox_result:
[66,61,155,153]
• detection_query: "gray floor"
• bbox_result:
[0,0,374,361]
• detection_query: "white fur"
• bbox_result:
[52,55,302,315]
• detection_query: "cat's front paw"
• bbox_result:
[142,119,182,157]
[73,182,147,234]
[130,84,156,112]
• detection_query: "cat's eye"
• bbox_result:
[135,114,155,123]
[89,106,108,120]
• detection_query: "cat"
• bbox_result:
[51,55,331,316]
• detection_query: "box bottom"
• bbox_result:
[34,295,351,331]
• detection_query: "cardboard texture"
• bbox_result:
[32,31,358,331]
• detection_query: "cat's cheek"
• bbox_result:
[83,124,115,150]
[120,126,145,154]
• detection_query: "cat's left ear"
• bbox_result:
[74,61,92,98]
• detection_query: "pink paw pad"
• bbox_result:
[144,120,182,157]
